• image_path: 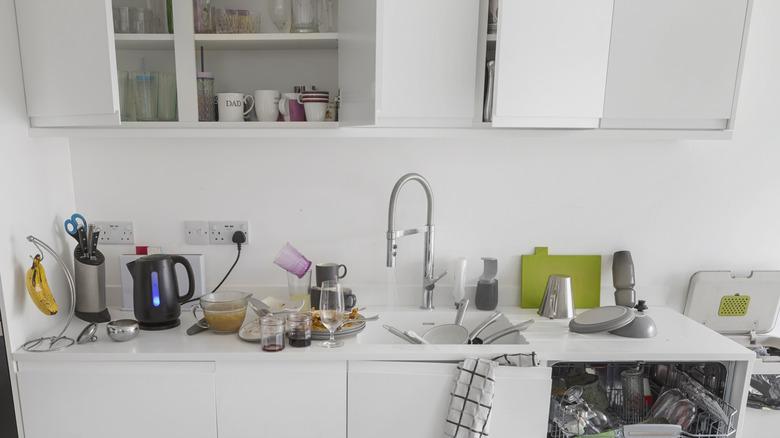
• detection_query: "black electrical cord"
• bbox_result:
[183,230,245,303]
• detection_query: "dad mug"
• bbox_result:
[254,90,281,122]
[217,92,254,122]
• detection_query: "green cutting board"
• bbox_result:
[521,247,601,309]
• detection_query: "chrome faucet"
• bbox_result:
[386,173,446,310]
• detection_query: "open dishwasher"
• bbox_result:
[547,361,738,438]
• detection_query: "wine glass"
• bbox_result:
[268,0,291,32]
[319,280,345,348]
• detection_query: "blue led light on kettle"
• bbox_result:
[151,271,161,307]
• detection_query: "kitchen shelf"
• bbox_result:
[115,34,175,50]
[194,33,339,50]
[29,125,733,140]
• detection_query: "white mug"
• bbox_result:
[217,93,254,122]
[254,90,281,122]
[302,101,327,122]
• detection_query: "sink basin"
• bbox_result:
[356,309,529,345]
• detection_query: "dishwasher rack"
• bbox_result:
[548,362,737,438]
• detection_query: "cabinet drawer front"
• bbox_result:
[17,361,217,438]
[492,0,614,127]
[216,361,347,438]
[602,0,749,126]
[348,361,551,438]
[15,0,120,125]
[375,0,480,126]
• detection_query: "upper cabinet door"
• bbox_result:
[15,0,120,127]
[374,0,480,127]
[602,0,750,130]
[492,0,614,128]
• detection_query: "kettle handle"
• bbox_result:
[171,255,195,303]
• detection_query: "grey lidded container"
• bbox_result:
[475,257,499,311]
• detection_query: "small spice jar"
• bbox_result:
[260,316,285,352]
[286,313,312,348]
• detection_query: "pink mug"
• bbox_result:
[278,93,306,122]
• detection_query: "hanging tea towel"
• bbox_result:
[444,358,498,438]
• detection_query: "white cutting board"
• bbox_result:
[684,271,780,335]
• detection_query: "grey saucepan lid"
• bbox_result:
[569,306,636,334]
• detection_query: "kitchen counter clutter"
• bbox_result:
[13,306,753,363]
[11,305,756,438]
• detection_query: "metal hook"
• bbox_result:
[28,236,45,261]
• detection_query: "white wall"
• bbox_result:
[70,0,780,312]
[0,0,76,434]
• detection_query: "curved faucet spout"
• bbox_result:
[386,173,442,309]
[387,173,434,233]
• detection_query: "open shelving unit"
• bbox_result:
[112,0,340,127]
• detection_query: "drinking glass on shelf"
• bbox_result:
[269,0,291,32]
[133,71,158,121]
[291,0,318,33]
[157,72,177,121]
[319,280,345,348]
[194,0,215,33]
[319,0,336,32]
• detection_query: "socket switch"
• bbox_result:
[94,221,135,245]
[209,221,249,245]
[184,221,210,245]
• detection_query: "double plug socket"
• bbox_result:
[185,221,249,245]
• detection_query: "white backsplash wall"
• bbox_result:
[70,0,780,312]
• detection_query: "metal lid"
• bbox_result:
[76,322,98,344]
[569,306,636,333]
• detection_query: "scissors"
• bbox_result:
[64,213,87,237]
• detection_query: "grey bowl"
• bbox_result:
[106,319,140,342]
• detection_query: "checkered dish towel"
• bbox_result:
[444,358,498,438]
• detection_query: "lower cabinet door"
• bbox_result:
[16,361,217,438]
[216,361,347,438]
[348,361,552,438]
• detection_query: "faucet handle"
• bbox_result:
[424,270,447,290]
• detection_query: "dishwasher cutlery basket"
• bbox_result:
[548,362,737,438]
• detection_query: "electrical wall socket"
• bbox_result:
[184,221,210,245]
[94,221,135,245]
[209,221,249,245]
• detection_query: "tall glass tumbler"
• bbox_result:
[157,72,177,121]
[133,72,158,121]
[197,72,216,121]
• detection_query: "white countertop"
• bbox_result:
[13,306,754,364]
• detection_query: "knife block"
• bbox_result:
[74,248,110,323]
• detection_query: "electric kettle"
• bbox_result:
[127,254,195,330]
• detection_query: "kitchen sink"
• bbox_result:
[355,309,529,345]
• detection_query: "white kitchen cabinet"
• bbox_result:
[339,0,481,127]
[490,0,614,128]
[216,361,347,438]
[601,0,751,130]
[348,361,552,438]
[16,361,217,438]
[15,0,121,127]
